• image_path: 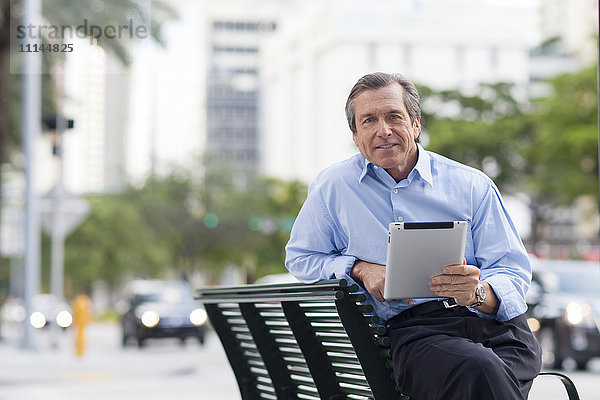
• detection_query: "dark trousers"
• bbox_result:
[387,306,542,400]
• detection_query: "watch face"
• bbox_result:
[476,283,486,302]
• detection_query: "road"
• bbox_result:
[0,322,598,400]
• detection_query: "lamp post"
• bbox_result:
[21,0,42,350]
[41,115,74,311]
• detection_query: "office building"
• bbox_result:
[204,1,283,187]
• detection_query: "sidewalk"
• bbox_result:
[0,322,240,400]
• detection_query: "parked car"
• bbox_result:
[526,259,600,370]
[0,294,73,330]
[120,280,208,348]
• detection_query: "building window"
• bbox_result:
[367,43,377,69]
[213,45,259,54]
[490,47,499,70]
[455,46,465,71]
[403,44,412,68]
[212,21,277,32]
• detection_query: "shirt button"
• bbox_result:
[393,189,398,194]
[397,216,403,221]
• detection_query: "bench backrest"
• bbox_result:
[197,279,408,400]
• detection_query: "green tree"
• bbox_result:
[423,82,532,192]
[123,172,203,277]
[60,171,308,294]
[63,194,171,296]
[198,170,307,282]
[422,67,598,251]
[423,68,598,206]
[526,66,598,204]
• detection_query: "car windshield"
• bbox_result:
[541,266,600,296]
[134,283,195,304]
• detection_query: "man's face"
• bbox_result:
[352,83,421,182]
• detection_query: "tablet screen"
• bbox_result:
[383,221,468,300]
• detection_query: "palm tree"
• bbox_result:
[0,0,176,289]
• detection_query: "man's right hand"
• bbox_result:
[350,260,387,302]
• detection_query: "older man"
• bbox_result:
[285,72,542,399]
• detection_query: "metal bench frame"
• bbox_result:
[197,279,580,400]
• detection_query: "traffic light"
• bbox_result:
[203,212,219,229]
[248,216,262,231]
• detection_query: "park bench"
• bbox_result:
[196,279,580,400]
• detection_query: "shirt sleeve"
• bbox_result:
[471,183,531,322]
[285,185,356,283]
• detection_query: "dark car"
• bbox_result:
[120,280,208,348]
[526,259,600,370]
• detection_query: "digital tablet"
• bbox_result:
[383,221,468,300]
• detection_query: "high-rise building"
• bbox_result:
[204,1,282,187]
[61,40,116,194]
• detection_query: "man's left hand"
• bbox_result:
[429,262,479,306]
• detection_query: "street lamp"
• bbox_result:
[41,114,74,306]
[21,0,42,350]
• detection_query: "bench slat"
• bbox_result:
[282,301,347,399]
[200,291,345,304]
[336,373,370,385]
[335,297,400,399]
[331,363,366,375]
[338,381,374,397]
[240,303,299,399]
[295,386,321,399]
[308,325,347,334]
[322,344,360,354]
[198,279,355,295]
[322,353,362,366]
[204,303,262,400]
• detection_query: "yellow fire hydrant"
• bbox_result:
[71,293,93,358]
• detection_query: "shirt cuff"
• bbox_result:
[481,275,528,322]
[325,255,358,281]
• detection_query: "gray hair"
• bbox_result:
[345,72,421,141]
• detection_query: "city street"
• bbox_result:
[0,322,598,400]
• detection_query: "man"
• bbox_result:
[285,72,542,399]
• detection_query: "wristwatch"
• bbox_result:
[469,282,486,308]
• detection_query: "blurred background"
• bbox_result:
[0,0,598,398]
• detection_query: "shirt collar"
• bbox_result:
[358,157,372,183]
[413,144,433,187]
[358,144,433,187]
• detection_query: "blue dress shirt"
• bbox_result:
[285,145,531,322]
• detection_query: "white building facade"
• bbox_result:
[125,0,207,184]
[259,0,541,183]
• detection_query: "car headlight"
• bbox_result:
[527,317,540,333]
[190,308,207,326]
[565,302,595,328]
[141,310,160,328]
[30,311,47,329]
[56,310,73,328]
